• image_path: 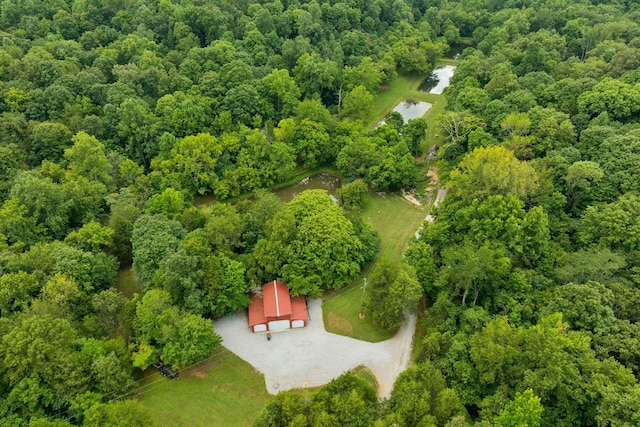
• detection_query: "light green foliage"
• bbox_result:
[437,243,511,307]
[337,133,420,192]
[64,221,114,252]
[145,188,187,218]
[404,241,437,293]
[8,171,69,239]
[292,118,333,168]
[2,1,640,426]
[27,122,73,166]
[293,53,339,100]
[0,271,41,317]
[555,248,625,285]
[6,241,117,293]
[64,132,114,190]
[592,130,640,202]
[162,313,221,369]
[437,111,484,148]
[261,68,301,118]
[543,281,616,334]
[494,389,543,427]
[449,146,539,202]
[40,274,83,319]
[0,197,43,247]
[343,57,383,93]
[469,314,638,426]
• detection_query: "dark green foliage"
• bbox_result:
[131,214,185,287]
[3,0,640,426]
[83,400,155,427]
[131,289,221,370]
[366,261,422,330]
[254,372,378,427]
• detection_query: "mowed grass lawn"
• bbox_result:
[323,194,428,342]
[138,349,271,427]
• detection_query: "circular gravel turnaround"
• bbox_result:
[214,298,416,398]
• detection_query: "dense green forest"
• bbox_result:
[0,0,639,425]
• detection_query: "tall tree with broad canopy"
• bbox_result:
[448,146,539,203]
[366,261,422,330]
[131,214,185,287]
[252,190,365,296]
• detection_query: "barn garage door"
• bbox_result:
[268,320,290,331]
[291,320,305,328]
[253,324,267,333]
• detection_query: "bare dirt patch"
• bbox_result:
[189,369,206,379]
[426,168,440,185]
[402,192,422,207]
[327,312,353,335]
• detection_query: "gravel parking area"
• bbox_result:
[214,298,416,398]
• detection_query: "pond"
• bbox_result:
[419,65,457,95]
[377,100,433,127]
[272,173,341,203]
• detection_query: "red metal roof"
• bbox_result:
[290,297,308,321]
[263,280,292,318]
[248,295,267,328]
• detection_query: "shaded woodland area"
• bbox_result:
[0,0,639,426]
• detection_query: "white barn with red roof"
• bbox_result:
[248,281,308,332]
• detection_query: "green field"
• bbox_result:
[138,349,271,427]
[361,194,428,265]
[322,194,428,341]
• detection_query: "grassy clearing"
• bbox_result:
[323,194,428,342]
[323,280,394,342]
[411,299,430,362]
[116,266,142,299]
[138,348,271,427]
[362,194,428,265]
[351,365,379,391]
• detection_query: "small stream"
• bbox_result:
[273,173,341,203]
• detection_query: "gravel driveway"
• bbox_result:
[214,298,415,398]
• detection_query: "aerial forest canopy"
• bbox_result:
[0,0,640,425]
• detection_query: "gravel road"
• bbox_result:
[214,298,416,398]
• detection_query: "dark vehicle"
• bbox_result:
[153,360,178,379]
